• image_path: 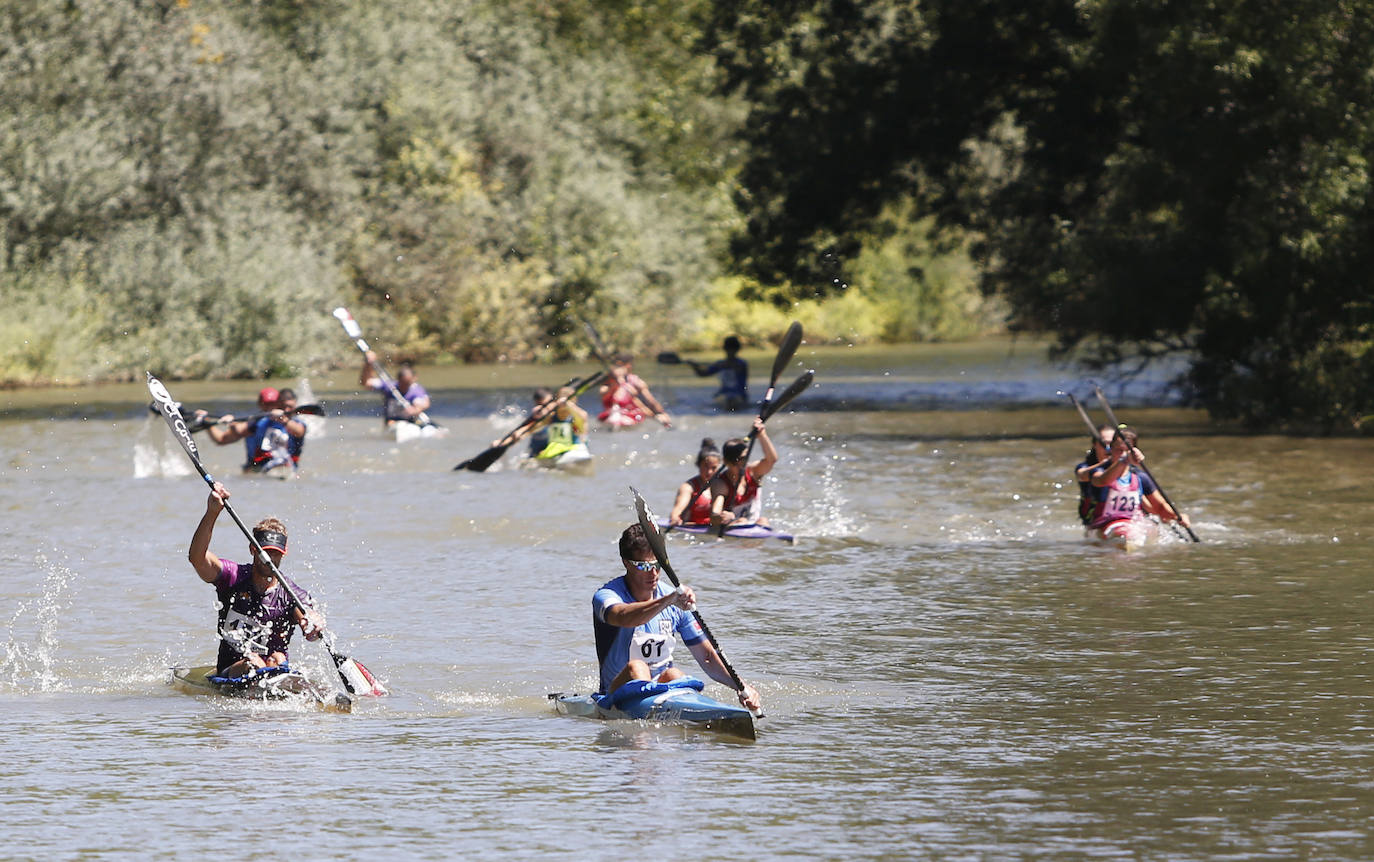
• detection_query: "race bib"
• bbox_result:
[1104,486,1140,519]
[630,629,675,668]
[220,609,270,654]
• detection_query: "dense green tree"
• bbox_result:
[705,0,1374,429]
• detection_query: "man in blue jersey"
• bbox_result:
[685,335,748,411]
[592,524,762,712]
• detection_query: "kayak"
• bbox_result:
[660,520,795,544]
[534,442,593,472]
[170,665,352,713]
[1088,517,1159,552]
[549,678,755,740]
[241,462,297,481]
[392,421,447,443]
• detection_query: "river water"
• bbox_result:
[1,339,1371,860]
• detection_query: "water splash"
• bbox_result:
[133,416,194,478]
[0,554,75,692]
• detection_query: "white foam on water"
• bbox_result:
[0,554,75,693]
[132,416,195,478]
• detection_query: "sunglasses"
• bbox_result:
[625,559,661,572]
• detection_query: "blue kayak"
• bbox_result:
[658,520,795,544]
[550,678,755,740]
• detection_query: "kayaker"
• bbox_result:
[532,385,589,462]
[188,482,325,678]
[684,335,749,411]
[592,524,762,711]
[1088,426,1190,540]
[668,438,722,526]
[360,351,431,429]
[708,418,778,528]
[524,388,555,457]
[193,387,279,457]
[245,387,307,474]
[1073,423,1116,525]
[599,353,672,429]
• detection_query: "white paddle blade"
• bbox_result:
[147,373,203,462]
[339,658,387,697]
[333,307,364,339]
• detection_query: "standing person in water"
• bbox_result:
[685,336,749,411]
[188,482,326,678]
[1073,423,1116,525]
[599,353,672,429]
[709,418,778,528]
[360,352,432,429]
[669,439,722,527]
[1088,426,1190,541]
[592,524,761,711]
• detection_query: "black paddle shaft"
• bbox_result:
[630,488,760,717]
[148,373,369,692]
[1092,385,1200,542]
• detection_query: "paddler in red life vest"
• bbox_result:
[592,524,761,711]
[1087,426,1190,540]
[668,438,722,526]
[709,418,778,529]
[188,482,326,679]
[598,353,672,429]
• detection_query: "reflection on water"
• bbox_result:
[0,341,1371,858]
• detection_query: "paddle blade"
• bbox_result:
[630,486,679,585]
[760,370,814,422]
[656,352,682,365]
[769,322,803,385]
[333,306,363,340]
[336,656,387,697]
[454,442,510,472]
[147,373,205,466]
[290,404,326,416]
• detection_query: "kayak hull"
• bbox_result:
[660,520,795,544]
[550,685,755,740]
[170,665,352,713]
[535,442,593,472]
[392,421,447,443]
[1089,517,1159,552]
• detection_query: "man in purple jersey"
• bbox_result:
[188,482,326,677]
[360,351,431,428]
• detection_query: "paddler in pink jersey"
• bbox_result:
[1088,426,1190,541]
[598,353,672,429]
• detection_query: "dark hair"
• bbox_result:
[613,352,634,366]
[533,387,553,403]
[695,438,721,467]
[277,388,297,402]
[723,336,741,354]
[1115,426,1139,448]
[619,524,652,559]
[722,436,748,463]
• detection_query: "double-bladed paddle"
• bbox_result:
[631,487,762,719]
[453,372,608,472]
[1091,384,1200,543]
[147,402,325,434]
[333,307,437,428]
[148,372,388,698]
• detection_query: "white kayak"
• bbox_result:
[170,665,352,712]
[392,421,448,443]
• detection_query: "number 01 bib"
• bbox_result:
[630,629,675,670]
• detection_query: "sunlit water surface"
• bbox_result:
[2,340,1371,859]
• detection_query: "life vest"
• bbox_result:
[537,414,585,459]
[1090,469,1144,528]
[684,475,713,525]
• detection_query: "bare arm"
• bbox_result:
[188,484,228,584]
[1143,490,1190,526]
[687,639,761,711]
[360,352,379,388]
[669,481,695,525]
[1075,458,1110,484]
[748,421,778,480]
[602,588,693,629]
